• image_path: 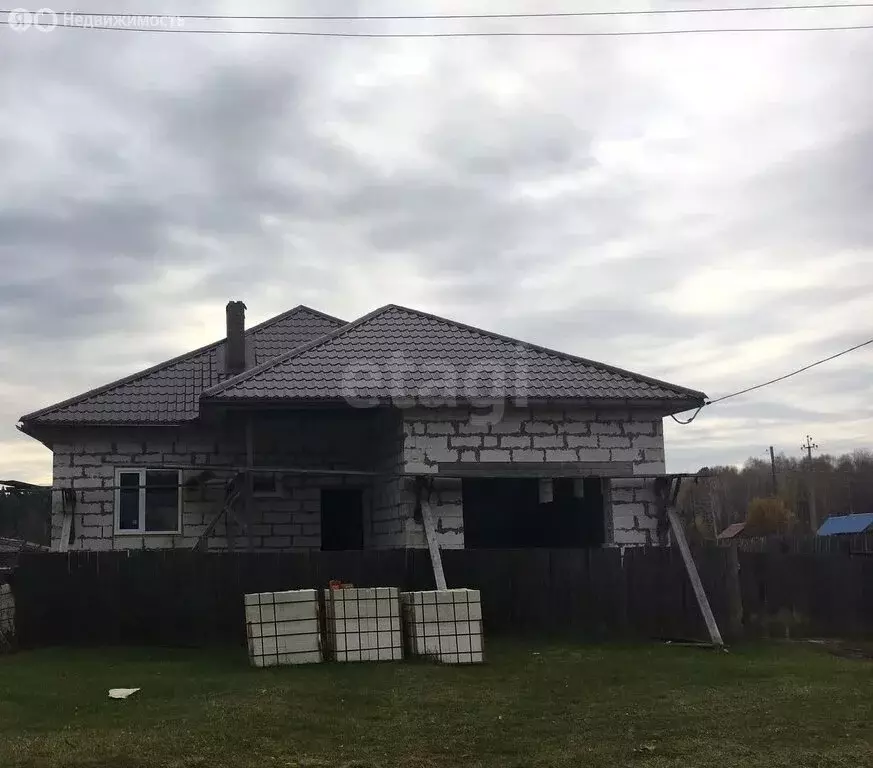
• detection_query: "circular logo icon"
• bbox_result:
[33,8,57,31]
[7,8,33,31]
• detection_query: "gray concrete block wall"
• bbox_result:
[48,414,405,553]
[403,406,664,471]
[48,405,669,552]
[424,477,464,549]
[367,410,425,548]
[363,408,467,550]
[608,478,663,546]
[49,426,333,552]
[401,405,667,548]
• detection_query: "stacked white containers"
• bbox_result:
[323,587,403,662]
[244,589,323,667]
[401,589,484,664]
[0,584,14,649]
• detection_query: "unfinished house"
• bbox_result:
[19,302,706,553]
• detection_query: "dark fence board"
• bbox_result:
[734,548,873,640]
[587,547,626,637]
[718,532,873,555]
[548,549,589,636]
[14,545,873,649]
[696,548,734,640]
[512,549,552,634]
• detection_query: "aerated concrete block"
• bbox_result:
[401,589,484,664]
[244,589,322,667]
[323,587,403,662]
[0,584,14,641]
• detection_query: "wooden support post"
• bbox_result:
[245,417,255,552]
[193,474,244,552]
[226,502,236,554]
[57,490,75,553]
[224,473,238,553]
[420,499,447,591]
[671,476,683,507]
[666,505,725,648]
[194,506,225,552]
[58,512,73,553]
[653,477,670,547]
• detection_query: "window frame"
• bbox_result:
[114,467,183,536]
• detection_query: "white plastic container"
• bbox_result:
[244,589,322,667]
[401,589,484,664]
[0,584,14,647]
[323,587,403,662]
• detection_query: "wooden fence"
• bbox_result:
[9,546,873,648]
[716,532,873,554]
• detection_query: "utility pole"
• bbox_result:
[769,446,778,496]
[801,435,819,532]
[847,476,854,515]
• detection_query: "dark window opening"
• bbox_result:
[252,473,281,497]
[144,470,180,532]
[462,477,605,549]
[320,488,364,551]
[118,472,140,531]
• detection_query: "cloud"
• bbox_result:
[2,5,873,483]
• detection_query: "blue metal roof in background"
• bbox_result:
[817,513,873,536]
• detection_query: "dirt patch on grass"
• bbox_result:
[800,638,873,660]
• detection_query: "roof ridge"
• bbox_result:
[290,305,347,327]
[202,305,391,397]
[19,304,346,423]
[382,304,707,400]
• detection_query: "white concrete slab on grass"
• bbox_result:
[108,688,140,699]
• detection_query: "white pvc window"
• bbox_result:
[114,468,182,535]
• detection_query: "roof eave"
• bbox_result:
[200,394,705,414]
[18,418,194,442]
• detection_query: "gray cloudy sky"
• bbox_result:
[2,2,872,483]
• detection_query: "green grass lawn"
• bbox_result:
[1,641,872,767]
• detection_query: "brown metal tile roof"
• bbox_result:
[204,305,706,408]
[20,306,345,425]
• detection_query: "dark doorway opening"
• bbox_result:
[320,488,364,551]
[462,477,605,549]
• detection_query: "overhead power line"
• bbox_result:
[3,19,873,36]
[707,337,873,406]
[672,337,873,424]
[13,3,873,22]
